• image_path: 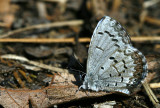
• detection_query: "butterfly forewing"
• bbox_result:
[83,16,147,95]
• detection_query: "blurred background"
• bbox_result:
[0,0,160,107]
[0,0,160,59]
[0,0,160,58]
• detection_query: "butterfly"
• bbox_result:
[81,16,148,95]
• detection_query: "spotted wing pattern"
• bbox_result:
[81,16,148,95]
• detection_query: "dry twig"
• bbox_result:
[18,69,33,83]
[145,16,160,26]
[0,20,83,38]
[1,54,69,74]
[150,83,160,88]
[111,0,121,12]
[13,71,25,88]
[142,81,160,108]
[43,0,67,2]
[0,38,89,43]
[143,0,160,8]
[0,36,160,43]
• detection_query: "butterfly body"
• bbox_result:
[81,16,148,95]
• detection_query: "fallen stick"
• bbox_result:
[0,20,84,38]
[1,54,69,74]
[0,38,89,43]
[43,0,67,3]
[0,36,160,43]
[131,36,160,42]
[145,16,160,26]
[142,81,160,108]
[150,83,160,88]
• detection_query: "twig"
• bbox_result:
[1,54,69,74]
[0,38,89,43]
[91,0,106,18]
[36,1,47,18]
[21,64,41,71]
[18,69,33,83]
[142,81,160,108]
[150,83,160,88]
[143,0,160,8]
[133,100,148,108]
[0,36,160,43]
[8,82,18,88]
[145,16,160,26]
[13,71,25,88]
[111,0,121,12]
[131,36,160,42]
[43,0,67,3]
[0,20,84,38]
[0,22,9,27]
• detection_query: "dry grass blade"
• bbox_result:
[144,16,160,26]
[143,0,160,8]
[150,83,160,88]
[131,36,160,42]
[13,71,25,88]
[0,20,83,38]
[1,54,69,74]
[0,36,160,43]
[18,69,33,83]
[111,0,121,12]
[43,0,67,2]
[142,81,160,107]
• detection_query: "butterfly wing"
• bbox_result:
[84,16,147,95]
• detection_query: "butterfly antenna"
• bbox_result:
[73,53,84,68]
[69,68,86,81]
[69,67,86,75]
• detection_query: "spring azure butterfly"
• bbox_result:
[81,16,148,95]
